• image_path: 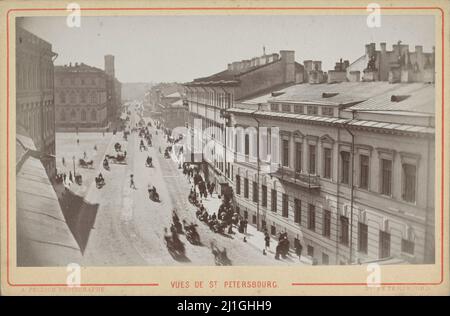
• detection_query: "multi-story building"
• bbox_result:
[54,62,108,130]
[185,50,305,194]
[227,79,435,265]
[159,91,189,131]
[16,25,58,178]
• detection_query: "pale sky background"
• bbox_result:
[19,15,435,83]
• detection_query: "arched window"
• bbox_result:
[91,93,97,104]
[81,109,86,121]
[80,92,86,103]
[70,109,76,121]
[91,109,97,121]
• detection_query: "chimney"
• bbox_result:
[280,50,295,83]
[380,42,386,54]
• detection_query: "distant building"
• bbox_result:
[185,50,305,194]
[54,62,108,130]
[16,25,58,178]
[159,91,189,131]
[346,41,435,83]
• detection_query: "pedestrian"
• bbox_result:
[83,151,87,159]
[130,174,136,189]
[62,157,65,166]
[243,218,248,234]
[294,235,303,261]
[63,173,67,183]
[77,139,80,145]
[69,171,73,184]
[264,232,270,251]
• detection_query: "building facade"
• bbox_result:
[185,50,305,194]
[228,80,435,265]
[54,63,108,130]
[159,92,189,131]
[16,25,58,178]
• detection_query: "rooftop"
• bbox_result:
[55,63,104,73]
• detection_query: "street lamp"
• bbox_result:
[72,155,76,177]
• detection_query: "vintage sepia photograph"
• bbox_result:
[13,12,437,269]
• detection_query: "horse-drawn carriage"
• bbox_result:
[78,158,94,168]
[106,151,127,164]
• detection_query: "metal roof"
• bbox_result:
[227,108,434,135]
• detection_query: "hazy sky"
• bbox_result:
[20,15,435,83]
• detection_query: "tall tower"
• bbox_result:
[104,54,115,77]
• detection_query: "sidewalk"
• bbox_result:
[186,177,312,265]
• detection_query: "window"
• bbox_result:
[309,145,316,174]
[359,155,369,189]
[294,199,301,224]
[91,110,97,121]
[60,92,66,104]
[322,253,329,265]
[91,93,97,104]
[244,134,249,156]
[252,181,258,203]
[340,216,349,246]
[402,163,416,203]
[379,231,391,259]
[341,151,350,184]
[271,225,276,236]
[282,194,288,218]
[282,139,289,167]
[307,105,318,115]
[401,239,415,255]
[81,109,86,121]
[282,104,291,112]
[323,210,331,238]
[80,93,86,104]
[60,110,66,121]
[271,189,277,213]
[307,245,314,257]
[294,105,304,114]
[244,178,249,198]
[70,109,76,121]
[381,159,392,196]
[322,106,334,116]
[261,185,267,207]
[69,93,76,104]
[236,175,241,195]
[295,142,302,172]
[270,103,279,111]
[323,148,332,179]
[308,204,315,231]
[358,223,368,254]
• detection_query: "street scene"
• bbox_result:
[15,14,436,267]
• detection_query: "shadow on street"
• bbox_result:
[58,189,99,254]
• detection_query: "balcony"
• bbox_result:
[270,166,320,192]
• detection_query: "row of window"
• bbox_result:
[59,109,97,122]
[59,92,99,105]
[17,102,55,144]
[17,64,53,91]
[269,103,334,117]
[187,91,233,109]
[280,142,417,203]
[236,176,415,258]
[59,77,99,86]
